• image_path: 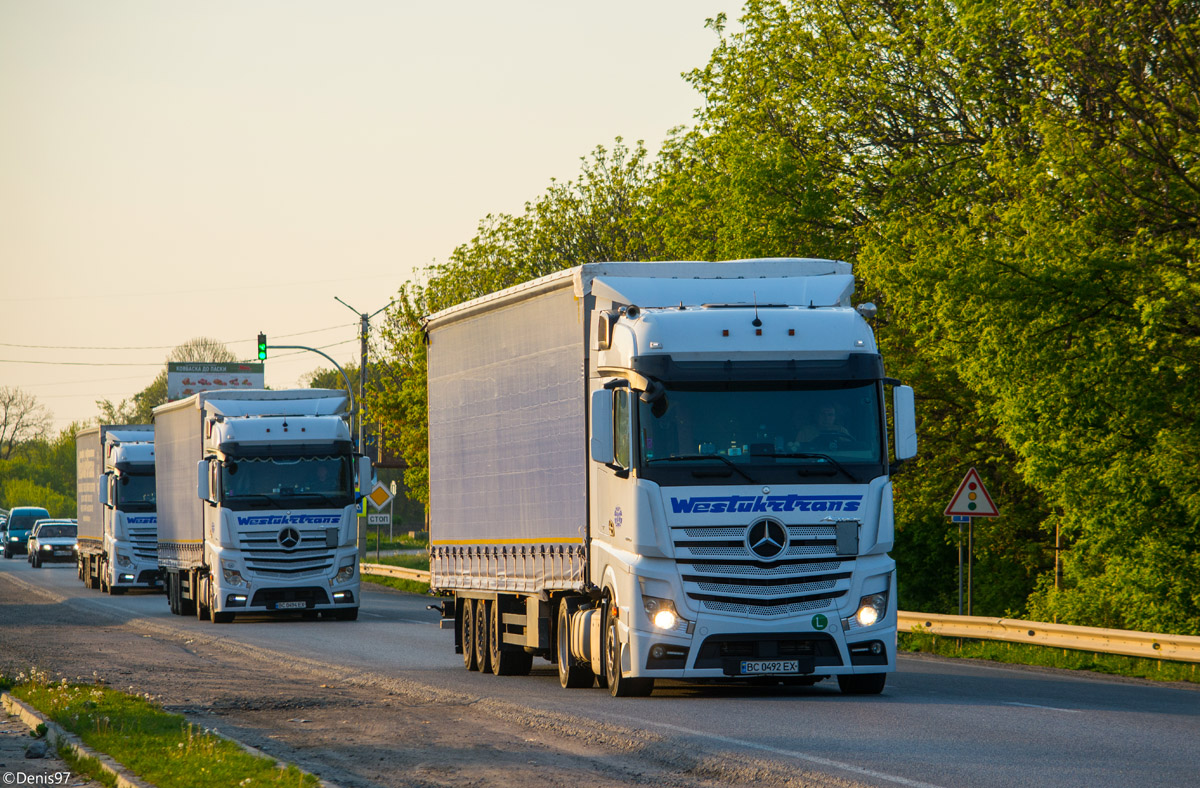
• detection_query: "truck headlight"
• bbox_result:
[854,592,888,628]
[334,562,356,583]
[221,559,247,587]
[115,554,133,567]
[643,596,680,631]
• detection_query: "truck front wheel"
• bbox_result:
[837,673,886,695]
[605,606,654,697]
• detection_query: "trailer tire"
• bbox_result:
[556,597,592,689]
[837,673,886,695]
[489,598,533,676]
[606,605,653,697]
[474,598,492,674]
[461,598,479,671]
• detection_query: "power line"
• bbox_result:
[0,322,357,351]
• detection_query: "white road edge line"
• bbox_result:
[1003,702,1082,713]
[602,712,948,788]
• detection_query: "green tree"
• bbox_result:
[97,337,239,424]
[375,140,667,505]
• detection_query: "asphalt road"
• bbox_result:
[5,558,1199,788]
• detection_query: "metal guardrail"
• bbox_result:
[357,565,1200,664]
[899,611,1200,663]
[360,562,431,583]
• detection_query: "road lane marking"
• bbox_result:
[1003,702,1081,713]
[602,712,948,788]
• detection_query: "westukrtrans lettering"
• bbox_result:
[670,495,862,514]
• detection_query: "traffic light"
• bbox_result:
[257,333,267,361]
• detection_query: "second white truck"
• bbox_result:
[76,425,160,593]
[153,389,370,622]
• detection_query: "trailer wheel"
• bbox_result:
[606,605,653,697]
[490,598,533,676]
[556,597,592,689]
[461,598,479,671]
[474,598,492,674]
[837,673,886,695]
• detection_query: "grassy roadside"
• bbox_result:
[361,552,431,594]
[899,630,1200,684]
[2,669,319,788]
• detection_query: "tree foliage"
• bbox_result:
[97,337,239,425]
[0,386,52,461]
[372,1,1200,633]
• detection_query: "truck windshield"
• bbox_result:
[221,455,353,509]
[638,381,884,485]
[115,473,156,512]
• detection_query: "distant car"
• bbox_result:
[2,506,50,559]
[27,519,78,568]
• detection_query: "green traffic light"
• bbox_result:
[257,333,267,361]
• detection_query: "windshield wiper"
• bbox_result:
[226,493,284,507]
[752,453,859,483]
[646,454,756,484]
[286,491,346,506]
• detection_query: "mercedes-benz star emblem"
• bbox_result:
[746,519,789,561]
[277,527,301,550]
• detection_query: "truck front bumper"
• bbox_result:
[621,561,898,681]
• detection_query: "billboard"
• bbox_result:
[167,363,265,401]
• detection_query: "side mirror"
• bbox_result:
[196,460,211,501]
[98,474,110,506]
[893,385,918,460]
[357,455,373,490]
[590,389,614,464]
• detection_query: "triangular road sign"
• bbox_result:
[944,467,999,517]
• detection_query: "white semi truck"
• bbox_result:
[427,259,917,696]
[153,389,369,623]
[76,425,161,593]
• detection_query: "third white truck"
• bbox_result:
[427,259,917,696]
[76,425,160,593]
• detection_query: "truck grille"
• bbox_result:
[128,527,158,561]
[672,524,852,617]
[238,529,336,578]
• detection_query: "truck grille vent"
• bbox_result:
[127,527,158,561]
[701,598,831,616]
[238,529,335,577]
[681,544,836,558]
[691,578,838,597]
[672,525,852,616]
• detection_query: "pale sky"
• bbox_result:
[0,0,735,430]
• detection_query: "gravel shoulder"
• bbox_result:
[0,572,862,788]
